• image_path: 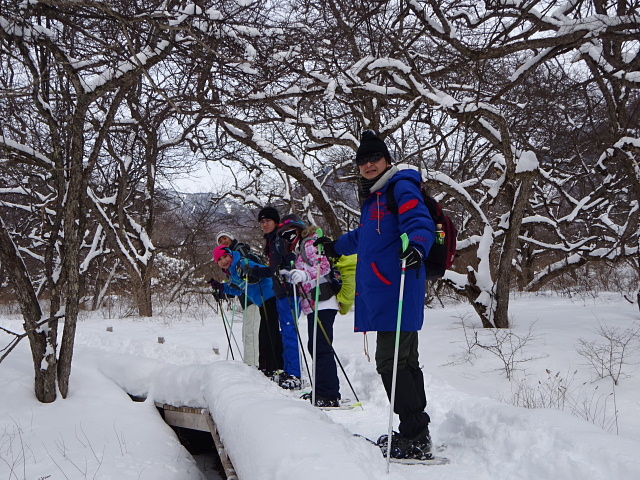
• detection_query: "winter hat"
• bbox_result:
[277,214,307,242]
[258,206,280,224]
[213,245,232,263]
[216,231,234,244]
[355,130,391,166]
[277,214,307,234]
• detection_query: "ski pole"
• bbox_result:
[297,285,361,406]
[291,269,310,382]
[311,228,324,406]
[226,296,238,361]
[285,292,312,386]
[258,284,280,373]
[239,266,250,361]
[276,272,312,386]
[225,300,236,360]
[217,296,244,361]
[386,233,409,473]
[213,294,235,361]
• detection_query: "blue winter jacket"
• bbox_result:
[222,251,275,307]
[335,168,435,332]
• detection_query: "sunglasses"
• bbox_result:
[356,152,386,166]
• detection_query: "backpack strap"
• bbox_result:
[386,182,399,215]
[233,241,266,266]
[299,235,315,266]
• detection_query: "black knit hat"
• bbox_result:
[258,206,280,224]
[355,130,391,166]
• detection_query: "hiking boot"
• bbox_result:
[278,373,302,390]
[300,392,340,407]
[377,432,413,459]
[377,430,433,460]
[270,369,285,383]
[410,427,433,460]
[314,396,340,408]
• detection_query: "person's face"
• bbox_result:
[217,254,232,270]
[259,218,277,234]
[359,156,388,180]
[218,236,232,247]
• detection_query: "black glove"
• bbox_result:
[208,278,227,300]
[239,258,253,276]
[313,236,339,259]
[399,245,423,270]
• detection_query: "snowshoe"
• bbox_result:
[270,369,285,383]
[377,432,413,459]
[314,397,340,408]
[278,373,302,390]
[300,392,340,407]
[377,430,433,460]
[410,429,433,460]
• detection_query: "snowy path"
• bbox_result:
[3,294,640,480]
[95,346,640,480]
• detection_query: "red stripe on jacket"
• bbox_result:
[399,198,419,214]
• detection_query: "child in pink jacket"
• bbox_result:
[277,217,341,407]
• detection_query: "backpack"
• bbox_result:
[234,241,267,266]
[334,254,357,315]
[386,181,458,280]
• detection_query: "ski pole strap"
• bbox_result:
[400,232,409,253]
[316,227,324,256]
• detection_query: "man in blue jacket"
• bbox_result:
[317,131,435,460]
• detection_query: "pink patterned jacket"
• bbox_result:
[294,232,336,315]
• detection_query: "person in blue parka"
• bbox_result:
[212,246,284,376]
[316,130,436,461]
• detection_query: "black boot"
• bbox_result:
[409,424,433,460]
[380,369,430,439]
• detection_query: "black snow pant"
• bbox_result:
[376,331,430,440]
[258,296,284,374]
[307,309,340,400]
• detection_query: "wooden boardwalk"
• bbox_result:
[156,402,238,480]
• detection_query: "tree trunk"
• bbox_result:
[33,329,59,403]
[464,270,495,328]
[135,271,154,317]
[0,217,58,402]
[57,112,89,399]
[493,172,537,328]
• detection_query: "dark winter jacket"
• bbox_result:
[249,230,296,298]
[222,251,275,307]
[335,168,435,332]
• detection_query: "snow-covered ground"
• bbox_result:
[2,292,640,479]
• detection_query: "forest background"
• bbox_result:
[0,0,639,403]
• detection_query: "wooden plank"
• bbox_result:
[153,402,239,479]
[206,412,238,480]
[162,408,210,432]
